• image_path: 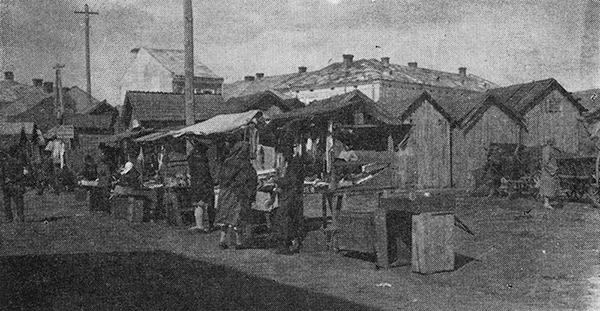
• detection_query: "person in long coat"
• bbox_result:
[540,138,560,209]
[215,141,257,249]
[188,143,215,231]
[1,146,28,222]
[96,152,114,213]
[272,149,306,254]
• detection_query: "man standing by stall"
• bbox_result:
[1,146,28,222]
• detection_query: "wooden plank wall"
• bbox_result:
[403,100,451,188]
[524,90,581,152]
[452,106,521,188]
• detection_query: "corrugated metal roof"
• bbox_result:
[223,57,497,97]
[124,91,238,123]
[142,47,222,80]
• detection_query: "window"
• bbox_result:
[546,97,561,113]
[353,111,364,125]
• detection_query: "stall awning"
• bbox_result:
[171,110,262,137]
[98,128,154,144]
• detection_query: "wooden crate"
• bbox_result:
[411,211,454,274]
[111,197,144,223]
[334,210,376,253]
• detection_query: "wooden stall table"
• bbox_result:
[326,187,457,269]
[77,180,109,212]
[162,186,193,227]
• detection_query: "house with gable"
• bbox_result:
[488,78,587,153]
[119,47,224,104]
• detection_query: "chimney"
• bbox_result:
[408,62,418,68]
[32,79,43,88]
[381,57,390,65]
[298,66,307,73]
[343,54,354,68]
[43,81,54,93]
[4,71,14,81]
[244,75,255,82]
[458,67,467,76]
[255,73,265,80]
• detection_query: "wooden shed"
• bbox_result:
[450,94,527,188]
[489,79,587,153]
[378,90,453,189]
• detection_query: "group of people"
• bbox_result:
[211,140,306,255]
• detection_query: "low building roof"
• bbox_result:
[271,90,400,125]
[63,114,115,130]
[123,91,237,123]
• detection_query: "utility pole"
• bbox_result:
[54,64,65,124]
[75,4,99,108]
[183,0,195,153]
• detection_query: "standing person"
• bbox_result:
[188,143,215,232]
[96,152,114,213]
[45,136,65,195]
[1,146,28,222]
[215,141,258,249]
[272,148,306,255]
[540,138,560,209]
[79,155,100,211]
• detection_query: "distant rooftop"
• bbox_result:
[133,47,223,80]
[223,55,498,98]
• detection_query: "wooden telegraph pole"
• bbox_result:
[74,4,98,107]
[54,64,65,124]
[183,0,195,153]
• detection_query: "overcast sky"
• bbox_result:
[2,0,599,105]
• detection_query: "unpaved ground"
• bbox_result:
[0,191,598,310]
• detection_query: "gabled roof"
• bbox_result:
[63,114,115,130]
[0,80,53,117]
[377,89,452,123]
[271,90,400,125]
[488,78,586,115]
[222,73,301,98]
[123,91,238,123]
[135,47,222,80]
[223,57,497,97]
[224,90,303,112]
[64,86,112,114]
[460,95,527,133]
[428,88,490,125]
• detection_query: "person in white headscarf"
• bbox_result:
[117,161,140,189]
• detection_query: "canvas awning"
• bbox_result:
[98,128,154,144]
[170,110,262,137]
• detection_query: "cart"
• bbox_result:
[557,156,600,207]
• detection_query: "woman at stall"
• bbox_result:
[215,141,258,249]
[272,146,306,255]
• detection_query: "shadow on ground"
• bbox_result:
[0,251,378,311]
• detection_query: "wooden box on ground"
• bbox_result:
[110,197,144,223]
[411,211,454,274]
